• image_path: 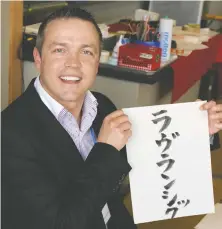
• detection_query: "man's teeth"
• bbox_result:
[60,76,81,81]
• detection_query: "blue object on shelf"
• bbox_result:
[134,41,160,47]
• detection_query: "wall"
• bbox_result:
[81,1,142,24]
[208,0,222,15]
[23,1,142,25]
[149,0,204,25]
[1,1,10,110]
[148,1,222,28]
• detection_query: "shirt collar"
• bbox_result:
[34,76,98,120]
[34,76,63,119]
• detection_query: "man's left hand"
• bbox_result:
[200,100,222,135]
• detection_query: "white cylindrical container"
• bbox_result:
[159,18,173,62]
[100,50,110,63]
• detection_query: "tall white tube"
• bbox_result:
[159,18,173,62]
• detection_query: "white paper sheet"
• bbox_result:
[123,102,214,224]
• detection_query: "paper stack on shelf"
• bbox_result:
[172,26,219,56]
[24,23,41,35]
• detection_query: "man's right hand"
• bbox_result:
[97,110,132,151]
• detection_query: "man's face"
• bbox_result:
[33,18,100,106]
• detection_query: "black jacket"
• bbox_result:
[2,79,136,229]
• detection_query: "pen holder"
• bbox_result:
[118,43,161,71]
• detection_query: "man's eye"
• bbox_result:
[83,50,93,56]
[54,48,65,53]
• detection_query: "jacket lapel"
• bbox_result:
[24,79,84,166]
[23,79,106,166]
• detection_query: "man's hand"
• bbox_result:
[199,100,222,135]
[97,110,132,151]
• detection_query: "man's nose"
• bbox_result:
[64,53,81,68]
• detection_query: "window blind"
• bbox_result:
[75,1,143,24]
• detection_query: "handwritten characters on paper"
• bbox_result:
[152,110,190,218]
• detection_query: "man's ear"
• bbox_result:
[33,47,41,72]
[95,59,100,75]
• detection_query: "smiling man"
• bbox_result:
[2,8,135,229]
[33,13,101,123]
[2,7,222,229]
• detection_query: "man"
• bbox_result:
[2,7,222,229]
[2,8,135,229]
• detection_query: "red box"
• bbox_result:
[118,44,161,71]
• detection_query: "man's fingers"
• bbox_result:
[201,100,216,110]
[215,123,222,129]
[105,110,124,121]
[211,104,222,112]
[109,115,129,128]
[210,113,222,120]
[125,129,132,138]
[118,121,132,132]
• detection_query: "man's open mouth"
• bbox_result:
[59,75,82,83]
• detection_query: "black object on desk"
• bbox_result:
[20,33,36,62]
[99,63,173,85]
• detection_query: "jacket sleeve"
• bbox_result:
[92,91,131,197]
[2,128,131,229]
[210,133,220,151]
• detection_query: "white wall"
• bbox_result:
[149,0,204,25]
[1,1,10,110]
[81,1,142,24]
